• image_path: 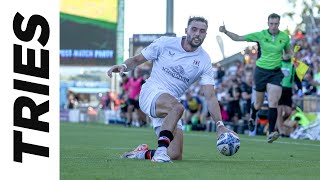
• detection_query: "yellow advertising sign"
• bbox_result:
[60,0,118,23]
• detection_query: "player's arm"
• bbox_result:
[107,54,147,78]
[224,30,246,41]
[219,23,245,41]
[283,48,292,60]
[201,85,221,121]
[201,85,236,136]
[123,54,148,72]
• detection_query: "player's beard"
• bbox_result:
[187,35,203,48]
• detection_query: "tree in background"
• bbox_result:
[283,0,320,33]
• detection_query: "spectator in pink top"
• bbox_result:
[126,68,147,127]
[121,74,130,92]
[119,74,130,122]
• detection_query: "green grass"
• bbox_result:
[60,122,320,180]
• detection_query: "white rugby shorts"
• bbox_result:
[139,83,182,130]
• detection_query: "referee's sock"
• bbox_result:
[268,107,278,132]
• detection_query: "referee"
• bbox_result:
[219,13,291,143]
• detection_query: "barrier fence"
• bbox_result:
[293,96,320,113]
[60,107,125,125]
[60,96,320,126]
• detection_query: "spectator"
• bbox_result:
[226,78,242,132]
[126,67,147,127]
[66,92,78,109]
[302,73,317,95]
[240,72,253,121]
[183,90,202,126]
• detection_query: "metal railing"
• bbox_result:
[60,108,125,124]
[293,96,320,113]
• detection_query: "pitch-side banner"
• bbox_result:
[0,0,59,180]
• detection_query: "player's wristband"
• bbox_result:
[121,64,127,71]
[216,121,224,128]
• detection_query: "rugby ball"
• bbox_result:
[216,132,240,156]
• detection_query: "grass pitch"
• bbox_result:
[60,122,320,180]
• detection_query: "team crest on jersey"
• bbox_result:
[193,59,200,67]
[170,65,185,75]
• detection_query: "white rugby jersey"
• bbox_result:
[141,36,214,98]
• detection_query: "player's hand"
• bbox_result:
[219,22,227,33]
[217,125,239,138]
[106,65,125,78]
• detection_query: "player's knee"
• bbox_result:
[171,103,184,117]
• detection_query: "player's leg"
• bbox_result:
[250,66,268,131]
[151,93,185,162]
[279,105,293,137]
[266,83,282,143]
[276,105,285,135]
[168,128,183,160]
[126,99,135,127]
[283,105,292,120]
[155,125,183,160]
[121,118,183,160]
[249,91,264,131]
[137,108,147,127]
[134,99,147,127]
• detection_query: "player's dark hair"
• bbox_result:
[188,16,208,27]
[268,13,280,21]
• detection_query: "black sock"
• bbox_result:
[250,103,258,120]
[268,108,278,133]
[144,150,156,159]
[158,130,174,148]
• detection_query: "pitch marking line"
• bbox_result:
[61,123,320,147]
[185,133,320,147]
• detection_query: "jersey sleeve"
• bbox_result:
[199,61,215,86]
[244,31,261,42]
[141,37,164,61]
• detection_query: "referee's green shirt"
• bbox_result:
[244,29,290,70]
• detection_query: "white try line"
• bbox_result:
[185,133,320,147]
[185,159,319,162]
[61,123,320,147]
[105,147,132,150]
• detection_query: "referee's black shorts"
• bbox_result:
[254,66,284,92]
[278,87,293,107]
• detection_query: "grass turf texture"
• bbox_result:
[61,122,320,180]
